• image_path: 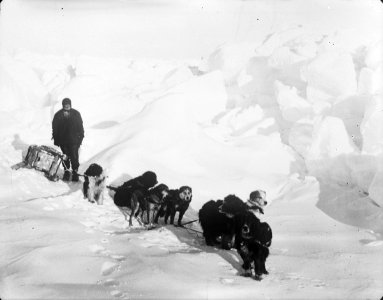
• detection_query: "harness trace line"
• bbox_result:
[62,163,101,179]
[180,219,199,226]
[183,226,203,235]
[241,238,270,250]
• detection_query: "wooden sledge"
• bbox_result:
[11,145,66,181]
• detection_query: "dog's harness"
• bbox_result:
[174,198,191,209]
[240,238,270,250]
[61,163,90,179]
[241,221,272,250]
[247,203,264,215]
[94,176,106,185]
[106,184,142,192]
[145,194,162,205]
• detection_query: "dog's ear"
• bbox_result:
[179,186,191,192]
[159,183,169,191]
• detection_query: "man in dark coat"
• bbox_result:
[52,98,84,181]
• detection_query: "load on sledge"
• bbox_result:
[11,145,66,182]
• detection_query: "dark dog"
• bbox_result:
[219,194,248,217]
[234,211,272,280]
[140,184,169,228]
[155,186,192,226]
[83,163,106,205]
[219,192,272,279]
[199,194,247,249]
[199,191,268,250]
[108,171,158,226]
[199,199,226,246]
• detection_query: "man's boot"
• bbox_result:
[63,170,71,181]
[72,170,79,182]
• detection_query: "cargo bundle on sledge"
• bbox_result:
[12,145,66,181]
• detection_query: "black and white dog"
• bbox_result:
[155,186,192,226]
[83,163,106,205]
[245,190,268,220]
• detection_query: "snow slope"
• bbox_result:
[0,0,382,299]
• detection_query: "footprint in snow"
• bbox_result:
[111,254,126,261]
[270,271,302,282]
[98,272,126,298]
[101,261,120,276]
[365,240,383,247]
[219,277,235,285]
[103,278,120,287]
[311,279,326,287]
[110,290,126,298]
[89,244,106,254]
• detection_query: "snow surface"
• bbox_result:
[0,0,382,299]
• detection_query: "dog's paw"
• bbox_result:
[241,270,252,277]
[146,224,157,230]
[253,274,262,281]
[206,240,215,246]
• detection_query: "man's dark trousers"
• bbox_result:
[60,144,80,172]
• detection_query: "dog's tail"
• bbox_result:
[106,185,119,192]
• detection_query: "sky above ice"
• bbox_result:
[1,0,382,59]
